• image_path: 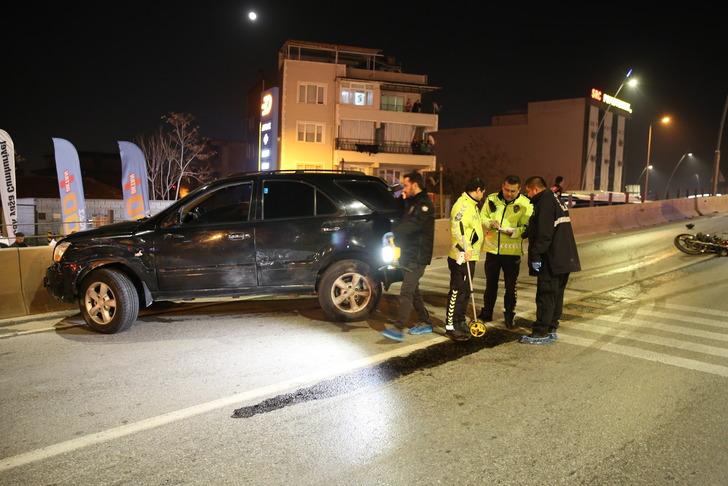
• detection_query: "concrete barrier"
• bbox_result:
[571,197,703,236]
[18,247,75,315]
[0,249,27,319]
[696,195,728,215]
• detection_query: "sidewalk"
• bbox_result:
[0,309,81,338]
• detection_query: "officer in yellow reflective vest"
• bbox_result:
[446,177,486,341]
[479,175,533,328]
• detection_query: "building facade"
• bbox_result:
[255,40,439,184]
[434,93,631,194]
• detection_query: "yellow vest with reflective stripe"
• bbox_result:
[448,193,484,261]
[481,193,532,256]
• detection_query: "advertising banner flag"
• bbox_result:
[52,138,88,234]
[0,129,18,240]
[118,141,151,220]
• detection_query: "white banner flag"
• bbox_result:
[0,129,18,240]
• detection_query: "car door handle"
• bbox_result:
[164,233,185,240]
[321,221,344,232]
[227,233,252,240]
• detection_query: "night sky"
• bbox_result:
[3,2,727,194]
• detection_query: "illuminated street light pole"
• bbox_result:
[637,164,653,182]
[582,68,637,190]
[644,116,672,202]
[664,152,693,199]
[712,94,728,195]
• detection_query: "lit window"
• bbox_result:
[297,122,325,143]
[340,82,373,106]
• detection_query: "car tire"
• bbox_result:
[318,259,381,322]
[78,269,139,333]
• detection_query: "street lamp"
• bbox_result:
[638,164,653,181]
[713,94,728,195]
[664,152,693,199]
[643,115,672,202]
[695,173,701,194]
[582,68,637,190]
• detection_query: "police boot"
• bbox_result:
[504,311,515,329]
[478,308,493,322]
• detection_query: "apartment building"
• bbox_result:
[258,40,439,184]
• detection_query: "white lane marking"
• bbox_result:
[624,307,728,328]
[564,309,728,342]
[575,249,676,278]
[0,336,447,473]
[562,320,728,358]
[558,333,728,378]
[649,302,728,319]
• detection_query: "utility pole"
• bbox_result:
[712,94,728,195]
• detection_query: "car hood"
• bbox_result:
[61,220,150,242]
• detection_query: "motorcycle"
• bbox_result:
[674,224,728,256]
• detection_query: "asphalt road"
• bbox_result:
[1,214,728,485]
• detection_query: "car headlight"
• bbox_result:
[53,242,71,263]
[381,245,395,263]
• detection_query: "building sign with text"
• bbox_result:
[590,88,632,114]
[259,87,280,171]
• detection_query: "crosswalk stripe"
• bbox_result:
[564,309,728,343]
[562,320,728,359]
[558,333,728,378]
[620,307,728,329]
[648,302,728,320]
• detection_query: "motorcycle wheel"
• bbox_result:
[674,234,704,255]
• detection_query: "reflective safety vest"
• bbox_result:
[448,192,484,261]
[481,192,533,256]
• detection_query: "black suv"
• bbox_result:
[45,171,403,333]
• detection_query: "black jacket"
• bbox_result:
[393,190,435,265]
[528,189,581,275]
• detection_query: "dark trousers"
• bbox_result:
[534,262,569,334]
[397,262,430,326]
[483,253,521,315]
[446,257,476,330]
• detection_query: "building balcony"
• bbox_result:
[336,138,434,156]
[338,104,438,130]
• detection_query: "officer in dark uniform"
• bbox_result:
[522,176,581,344]
[381,171,435,341]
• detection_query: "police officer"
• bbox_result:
[479,175,533,329]
[381,171,435,342]
[445,177,486,341]
[521,176,581,344]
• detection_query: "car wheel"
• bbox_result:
[318,259,381,322]
[79,269,139,333]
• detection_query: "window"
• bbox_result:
[381,94,404,112]
[378,168,403,186]
[182,182,253,225]
[316,190,338,215]
[336,180,400,211]
[340,82,374,106]
[297,83,326,104]
[263,181,315,219]
[297,122,324,143]
[296,163,323,170]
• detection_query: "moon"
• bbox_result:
[248,11,257,21]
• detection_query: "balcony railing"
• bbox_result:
[336,138,434,155]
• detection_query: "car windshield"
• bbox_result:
[336,180,400,212]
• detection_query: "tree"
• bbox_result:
[137,113,215,200]
[443,135,514,199]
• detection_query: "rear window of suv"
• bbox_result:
[336,180,400,212]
